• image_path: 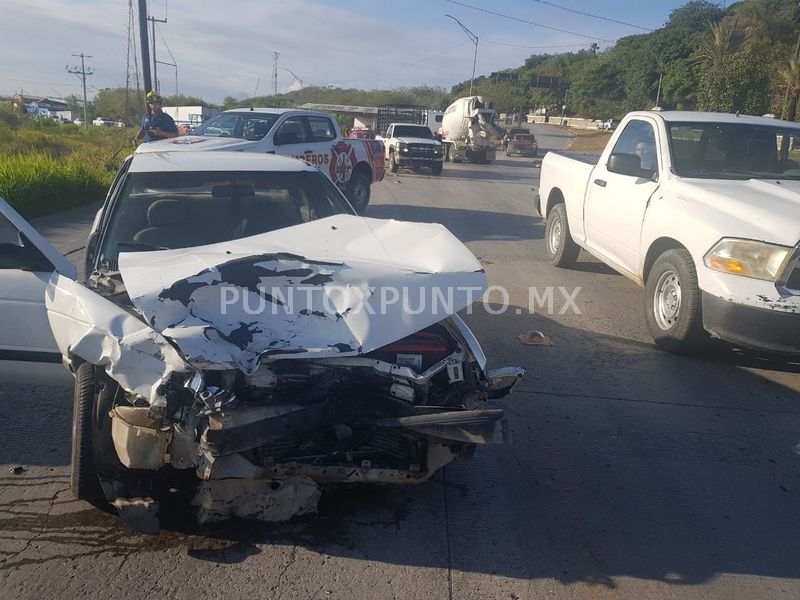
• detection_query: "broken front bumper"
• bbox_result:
[702,291,800,354]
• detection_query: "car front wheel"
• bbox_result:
[71,362,104,501]
[544,203,579,267]
[389,152,398,173]
[345,171,370,213]
[645,248,706,353]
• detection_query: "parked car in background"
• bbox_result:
[73,118,85,126]
[505,133,538,157]
[538,110,800,355]
[0,150,522,529]
[93,117,114,127]
[349,128,376,140]
[137,108,385,213]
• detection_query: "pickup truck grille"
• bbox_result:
[780,244,800,294]
[786,266,800,292]
[409,144,434,156]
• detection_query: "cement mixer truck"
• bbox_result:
[440,96,505,164]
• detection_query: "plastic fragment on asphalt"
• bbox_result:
[518,330,553,346]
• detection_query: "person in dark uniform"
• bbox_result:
[134,91,179,144]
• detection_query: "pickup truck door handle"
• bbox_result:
[593,179,607,187]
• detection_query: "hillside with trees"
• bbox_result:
[452,0,800,120]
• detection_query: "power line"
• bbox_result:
[529,0,654,32]
[324,41,468,86]
[482,39,592,49]
[444,0,613,42]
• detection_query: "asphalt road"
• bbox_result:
[2,124,800,599]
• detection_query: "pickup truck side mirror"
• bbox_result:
[607,153,643,177]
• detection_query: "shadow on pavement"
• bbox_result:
[366,204,543,243]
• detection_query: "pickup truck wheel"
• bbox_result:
[545,203,579,267]
[71,362,105,502]
[431,163,443,176]
[645,249,706,353]
[389,152,399,173]
[345,171,370,213]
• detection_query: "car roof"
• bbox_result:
[391,123,431,127]
[631,110,800,128]
[128,151,317,173]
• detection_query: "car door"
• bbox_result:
[0,197,76,385]
[272,115,316,164]
[584,118,661,276]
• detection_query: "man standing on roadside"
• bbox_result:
[134,91,179,144]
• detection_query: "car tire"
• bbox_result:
[545,203,579,267]
[71,362,104,502]
[345,171,371,213]
[645,249,706,353]
[431,163,443,176]
[389,152,399,173]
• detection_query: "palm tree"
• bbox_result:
[694,18,744,67]
[778,57,800,121]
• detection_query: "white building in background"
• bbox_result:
[162,105,219,128]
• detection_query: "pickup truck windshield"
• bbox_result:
[393,125,433,139]
[668,122,800,180]
[192,112,280,141]
[97,171,354,270]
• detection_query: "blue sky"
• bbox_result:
[0,0,689,103]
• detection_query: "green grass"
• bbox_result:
[0,108,133,218]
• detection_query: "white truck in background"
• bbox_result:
[440,96,505,164]
[538,110,800,355]
[378,123,445,175]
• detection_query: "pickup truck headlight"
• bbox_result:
[399,143,409,153]
[433,146,444,156]
[704,238,792,282]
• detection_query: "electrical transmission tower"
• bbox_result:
[66,53,92,127]
[272,51,280,96]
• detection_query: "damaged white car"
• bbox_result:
[0,151,522,528]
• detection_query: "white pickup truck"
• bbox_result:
[538,111,800,354]
[378,122,445,175]
[137,108,385,213]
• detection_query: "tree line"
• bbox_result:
[451,0,800,120]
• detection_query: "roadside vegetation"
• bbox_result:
[0,108,131,218]
[450,0,800,120]
[565,129,613,153]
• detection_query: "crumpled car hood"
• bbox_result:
[112,215,486,374]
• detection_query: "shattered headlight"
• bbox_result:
[704,238,792,282]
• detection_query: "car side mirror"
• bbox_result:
[607,153,644,178]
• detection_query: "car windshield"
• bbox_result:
[393,125,433,139]
[97,170,354,270]
[668,122,800,180]
[510,134,534,141]
[192,112,280,141]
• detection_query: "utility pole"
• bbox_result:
[147,13,168,94]
[272,51,280,96]
[66,53,92,127]
[445,14,478,96]
[137,0,152,93]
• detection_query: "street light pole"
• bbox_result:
[282,67,304,105]
[445,14,478,96]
